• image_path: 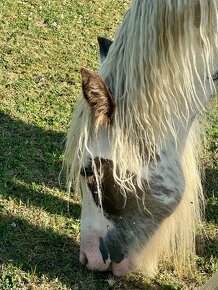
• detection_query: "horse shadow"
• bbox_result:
[0,112,82,286]
[0,111,82,217]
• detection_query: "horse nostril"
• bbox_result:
[105,235,126,263]
[80,247,111,272]
[84,255,88,266]
[99,237,109,263]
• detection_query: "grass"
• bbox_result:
[0,0,217,289]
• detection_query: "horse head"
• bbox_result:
[65,1,218,277]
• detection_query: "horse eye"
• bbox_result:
[80,164,94,177]
[212,71,218,81]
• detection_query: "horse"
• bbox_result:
[64,0,218,283]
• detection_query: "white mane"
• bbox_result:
[99,0,217,188]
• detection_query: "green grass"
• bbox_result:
[0,1,217,289]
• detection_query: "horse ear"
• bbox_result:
[81,68,115,127]
[97,36,113,63]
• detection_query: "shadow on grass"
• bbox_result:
[196,167,218,262]
[0,111,81,218]
[203,167,218,224]
[0,111,65,188]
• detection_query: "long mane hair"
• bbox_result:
[65,0,218,276]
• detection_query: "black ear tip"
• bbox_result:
[97,36,113,48]
[97,36,106,47]
[97,36,103,43]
